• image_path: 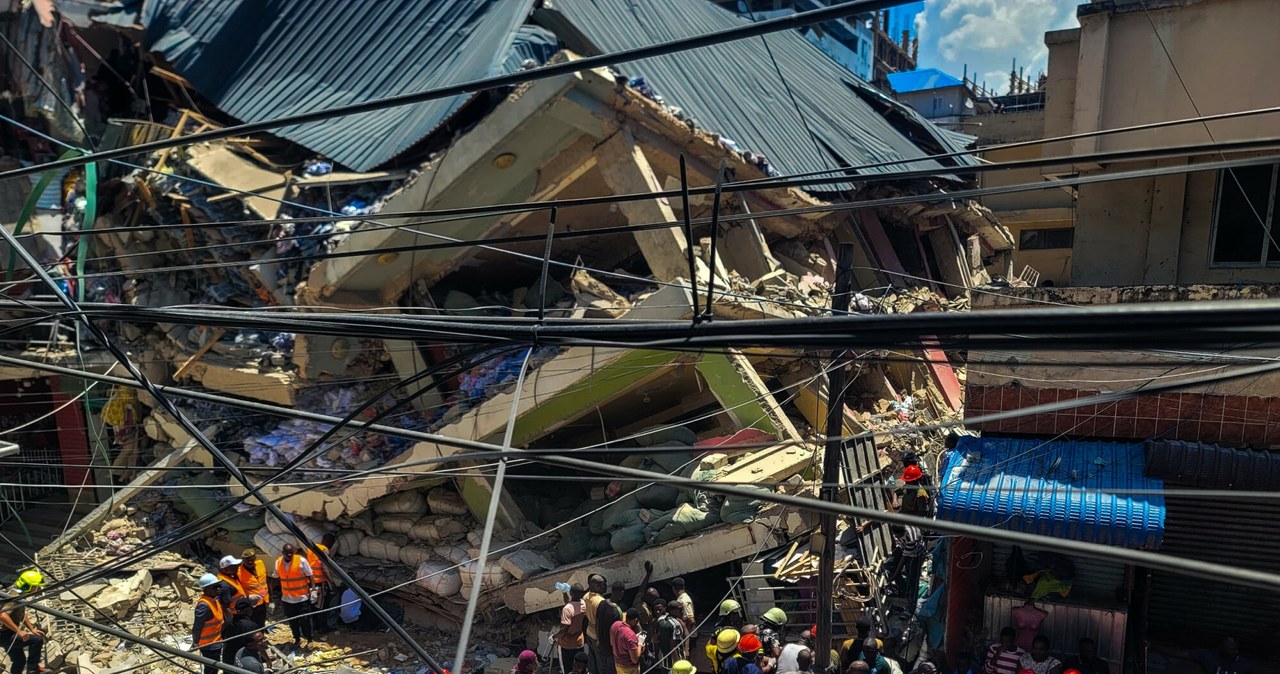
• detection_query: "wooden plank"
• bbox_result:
[172,327,226,380]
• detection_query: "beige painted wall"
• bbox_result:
[1001,211,1075,286]
[1048,0,1280,286]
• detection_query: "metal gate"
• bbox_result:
[1146,494,1280,647]
[0,378,64,517]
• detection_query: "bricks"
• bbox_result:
[964,384,1280,447]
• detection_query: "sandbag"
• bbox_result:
[254,529,293,560]
[334,509,376,536]
[359,534,409,561]
[458,559,512,591]
[610,523,646,554]
[647,504,721,544]
[587,510,607,536]
[634,426,696,447]
[426,487,468,516]
[604,507,645,532]
[635,484,682,510]
[380,514,422,535]
[720,486,770,524]
[372,490,427,515]
[587,534,613,554]
[334,529,364,557]
[500,549,555,580]
[417,561,463,598]
[601,493,641,531]
[410,516,467,543]
[265,512,293,535]
[555,528,591,564]
[399,544,434,567]
[435,544,471,565]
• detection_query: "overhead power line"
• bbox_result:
[0,0,915,184]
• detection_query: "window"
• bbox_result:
[1210,164,1280,266]
[1018,227,1074,250]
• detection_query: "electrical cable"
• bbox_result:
[0,0,940,184]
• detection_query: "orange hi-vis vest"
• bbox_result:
[194,595,224,648]
[304,544,329,585]
[217,572,245,603]
[237,559,268,606]
[275,555,310,601]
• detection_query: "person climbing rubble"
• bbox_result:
[1,570,46,674]
[191,573,225,674]
[274,543,314,654]
[304,533,336,633]
[237,548,269,626]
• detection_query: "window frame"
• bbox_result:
[1017,227,1075,251]
[1208,164,1280,268]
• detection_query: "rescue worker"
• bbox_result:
[726,634,765,674]
[191,574,225,674]
[706,628,740,674]
[758,608,786,659]
[2,570,46,674]
[215,556,247,609]
[714,600,745,635]
[236,548,269,627]
[274,543,315,653]
[304,534,336,633]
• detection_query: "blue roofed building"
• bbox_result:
[886,67,986,126]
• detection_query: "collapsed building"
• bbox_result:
[0,0,1017,670]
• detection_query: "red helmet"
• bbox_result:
[738,634,762,654]
[903,465,924,483]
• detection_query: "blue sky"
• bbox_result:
[900,0,1080,94]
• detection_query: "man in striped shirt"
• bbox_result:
[984,627,1026,674]
[890,525,927,612]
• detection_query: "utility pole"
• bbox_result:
[816,243,856,671]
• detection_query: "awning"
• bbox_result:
[937,437,1165,549]
[1144,439,1280,490]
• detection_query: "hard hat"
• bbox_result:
[902,464,924,483]
[218,555,242,568]
[738,634,762,655]
[716,629,741,654]
[14,570,44,593]
[762,607,787,625]
[198,573,219,588]
[671,662,695,674]
[718,599,741,616]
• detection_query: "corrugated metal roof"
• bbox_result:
[937,437,1165,549]
[536,0,968,182]
[142,0,536,171]
[887,68,964,93]
[1144,439,1280,490]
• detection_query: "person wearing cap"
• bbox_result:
[236,549,269,627]
[220,598,260,667]
[671,661,695,674]
[584,574,608,674]
[514,650,539,674]
[725,634,765,674]
[215,555,247,609]
[191,573,226,674]
[274,543,314,653]
[610,608,643,674]
[707,628,741,674]
[2,570,46,674]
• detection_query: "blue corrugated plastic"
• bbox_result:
[887,68,964,93]
[142,0,536,171]
[937,437,1165,549]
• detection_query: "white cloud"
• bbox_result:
[914,0,1078,94]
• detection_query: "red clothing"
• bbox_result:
[610,621,640,668]
[984,644,1026,674]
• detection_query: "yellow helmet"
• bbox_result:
[718,599,741,616]
[671,662,695,674]
[716,628,741,654]
[15,569,44,593]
